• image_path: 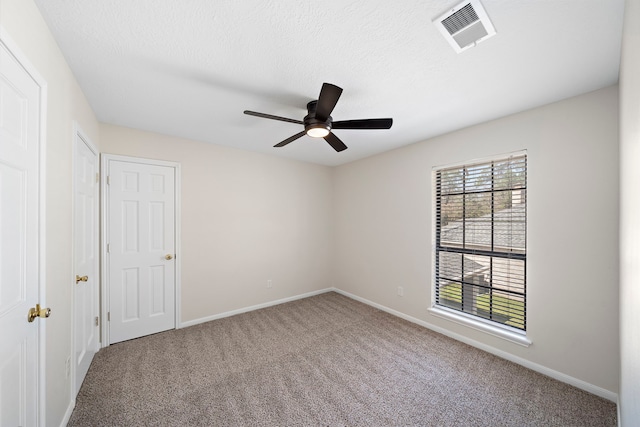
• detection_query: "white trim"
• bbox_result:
[100,154,109,347]
[174,164,182,330]
[100,154,182,346]
[428,305,531,347]
[332,288,618,403]
[36,48,48,427]
[180,288,333,328]
[71,123,100,399]
[431,149,528,171]
[59,400,74,427]
[0,25,49,427]
[101,153,181,168]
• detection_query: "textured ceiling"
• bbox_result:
[34,0,625,166]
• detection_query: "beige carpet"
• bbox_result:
[69,292,616,426]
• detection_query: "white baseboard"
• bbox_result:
[180,288,334,328]
[332,288,619,403]
[60,398,75,427]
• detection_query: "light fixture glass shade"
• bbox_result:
[306,126,330,138]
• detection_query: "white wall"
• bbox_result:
[619,0,640,422]
[100,124,334,322]
[0,0,100,425]
[333,86,620,395]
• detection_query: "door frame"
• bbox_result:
[71,122,99,397]
[100,154,181,346]
[0,25,48,425]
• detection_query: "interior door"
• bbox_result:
[106,158,176,344]
[73,130,99,395]
[0,35,44,426]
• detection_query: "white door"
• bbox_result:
[0,34,45,426]
[73,130,99,394]
[106,158,176,344]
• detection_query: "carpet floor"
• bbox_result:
[68,292,616,426]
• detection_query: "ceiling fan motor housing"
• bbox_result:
[304,100,331,136]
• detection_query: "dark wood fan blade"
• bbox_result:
[244,110,303,125]
[324,132,348,152]
[332,118,393,130]
[274,131,306,147]
[315,83,343,121]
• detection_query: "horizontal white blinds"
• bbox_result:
[435,154,527,331]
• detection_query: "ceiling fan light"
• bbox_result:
[306,125,330,138]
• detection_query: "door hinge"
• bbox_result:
[106,175,110,185]
[107,312,110,321]
[95,316,99,326]
[107,243,110,253]
[96,172,99,183]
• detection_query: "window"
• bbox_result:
[434,153,527,332]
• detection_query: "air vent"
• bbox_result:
[434,0,496,53]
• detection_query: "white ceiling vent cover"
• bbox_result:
[434,0,496,53]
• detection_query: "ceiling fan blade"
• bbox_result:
[315,83,343,121]
[274,131,306,147]
[244,110,303,125]
[324,132,348,152]
[332,118,393,130]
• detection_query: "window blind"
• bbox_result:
[434,154,527,331]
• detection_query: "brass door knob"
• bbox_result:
[27,304,51,323]
[76,275,88,284]
[165,254,174,260]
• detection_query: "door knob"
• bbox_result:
[76,275,88,283]
[27,304,51,323]
[165,254,174,260]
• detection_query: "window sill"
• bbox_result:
[428,306,532,347]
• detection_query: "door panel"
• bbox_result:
[108,160,176,344]
[0,38,41,427]
[74,132,99,395]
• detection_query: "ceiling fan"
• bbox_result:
[244,83,393,152]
